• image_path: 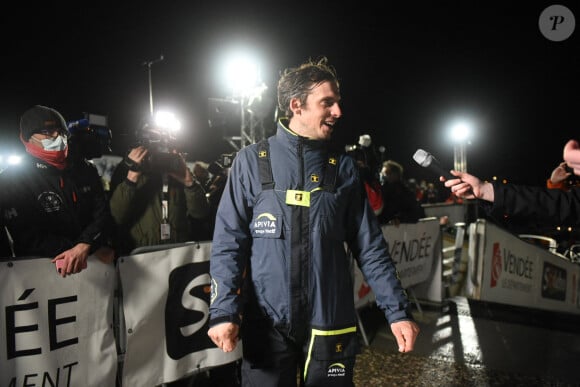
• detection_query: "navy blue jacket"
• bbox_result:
[209,120,412,336]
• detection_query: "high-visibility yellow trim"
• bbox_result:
[303,326,356,381]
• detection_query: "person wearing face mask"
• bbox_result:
[0,105,114,275]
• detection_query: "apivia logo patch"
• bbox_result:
[251,212,281,238]
[327,362,346,377]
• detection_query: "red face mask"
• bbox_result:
[20,133,68,170]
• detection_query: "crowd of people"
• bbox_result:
[0,105,234,386]
[0,57,424,386]
[10,55,580,386]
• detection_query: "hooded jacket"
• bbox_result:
[209,120,413,339]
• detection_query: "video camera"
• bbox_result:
[67,115,112,160]
[134,123,183,173]
[218,152,236,169]
[345,134,382,179]
[208,152,236,177]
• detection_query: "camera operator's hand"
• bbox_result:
[167,152,196,187]
[126,146,149,183]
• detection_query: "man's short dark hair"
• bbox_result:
[277,56,340,119]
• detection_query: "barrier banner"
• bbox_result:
[382,219,440,287]
[0,256,117,387]
[118,242,242,386]
[478,222,580,315]
[353,218,441,307]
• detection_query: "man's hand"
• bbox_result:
[52,242,90,277]
[442,170,495,202]
[563,140,580,175]
[390,320,420,353]
[126,146,149,183]
[167,152,195,187]
[208,322,240,352]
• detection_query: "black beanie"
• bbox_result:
[19,105,68,140]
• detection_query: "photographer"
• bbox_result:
[108,129,210,256]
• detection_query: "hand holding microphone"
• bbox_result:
[413,149,494,201]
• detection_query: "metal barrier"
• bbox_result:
[442,222,466,297]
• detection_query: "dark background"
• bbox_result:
[1,1,577,186]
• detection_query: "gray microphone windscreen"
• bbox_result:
[412,148,453,179]
[413,149,433,167]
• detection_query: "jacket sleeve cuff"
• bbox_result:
[124,177,138,187]
[547,179,566,190]
[209,314,242,328]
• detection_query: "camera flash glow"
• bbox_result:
[154,111,182,132]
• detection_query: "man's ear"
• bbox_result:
[289,98,301,115]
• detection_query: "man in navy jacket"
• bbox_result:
[208,57,419,386]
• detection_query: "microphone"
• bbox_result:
[412,149,454,180]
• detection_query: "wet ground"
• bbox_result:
[353,297,580,386]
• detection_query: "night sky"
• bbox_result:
[1,1,578,186]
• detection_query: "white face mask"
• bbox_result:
[40,135,68,151]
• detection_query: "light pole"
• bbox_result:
[450,122,471,173]
[143,55,164,115]
[453,142,467,172]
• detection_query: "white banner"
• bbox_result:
[382,219,440,287]
[478,222,580,315]
[118,242,242,386]
[0,256,117,387]
[354,218,442,307]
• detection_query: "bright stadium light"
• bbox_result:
[211,47,272,150]
[222,52,261,97]
[450,121,472,143]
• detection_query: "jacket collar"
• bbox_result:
[276,118,328,150]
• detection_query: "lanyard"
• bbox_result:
[161,173,169,221]
[160,174,170,240]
